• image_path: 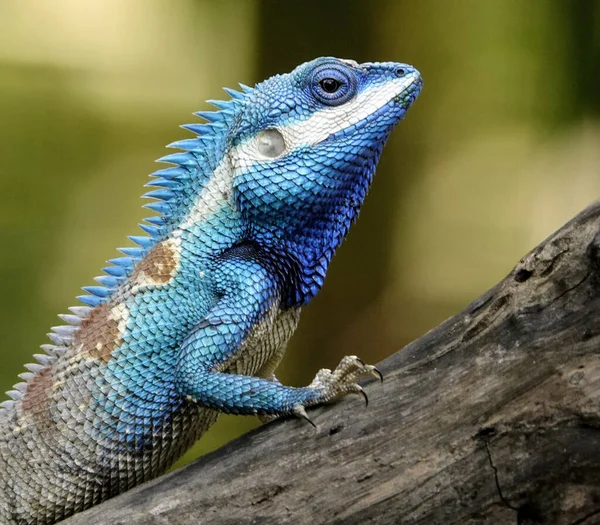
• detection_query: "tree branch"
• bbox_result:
[63,201,600,525]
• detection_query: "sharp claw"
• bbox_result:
[372,366,384,383]
[304,414,317,428]
[293,404,316,428]
[354,356,365,366]
[357,386,369,407]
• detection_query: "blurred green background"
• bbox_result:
[0,0,599,467]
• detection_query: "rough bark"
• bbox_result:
[63,202,600,525]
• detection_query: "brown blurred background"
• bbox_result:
[0,0,599,467]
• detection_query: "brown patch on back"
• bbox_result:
[131,240,180,286]
[22,367,54,426]
[73,302,124,363]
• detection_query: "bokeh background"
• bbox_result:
[0,0,599,467]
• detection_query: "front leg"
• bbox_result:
[175,247,380,419]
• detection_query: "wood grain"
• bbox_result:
[63,201,600,525]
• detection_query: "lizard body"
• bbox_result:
[0,57,422,524]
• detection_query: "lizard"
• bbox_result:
[0,56,422,525]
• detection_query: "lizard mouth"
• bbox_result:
[393,74,423,106]
[337,73,423,137]
[318,82,420,145]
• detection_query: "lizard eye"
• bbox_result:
[310,64,357,106]
[319,78,342,93]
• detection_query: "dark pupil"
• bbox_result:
[319,78,341,94]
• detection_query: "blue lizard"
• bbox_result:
[0,57,422,524]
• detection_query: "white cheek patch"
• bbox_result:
[232,135,279,171]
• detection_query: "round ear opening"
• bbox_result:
[256,129,286,158]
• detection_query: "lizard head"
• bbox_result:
[230,57,422,303]
[146,57,421,306]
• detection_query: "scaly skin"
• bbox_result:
[0,57,422,524]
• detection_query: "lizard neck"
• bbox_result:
[250,182,371,307]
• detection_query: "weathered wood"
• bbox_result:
[63,202,600,525]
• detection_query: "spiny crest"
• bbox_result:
[1,84,253,410]
[78,84,251,309]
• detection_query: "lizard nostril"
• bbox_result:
[395,68,406,77]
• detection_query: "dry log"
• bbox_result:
[63,201,600,525]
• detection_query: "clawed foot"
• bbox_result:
[304,354,382,414]
[258,356,382,426]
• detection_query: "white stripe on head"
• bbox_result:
[280,72,419,148]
